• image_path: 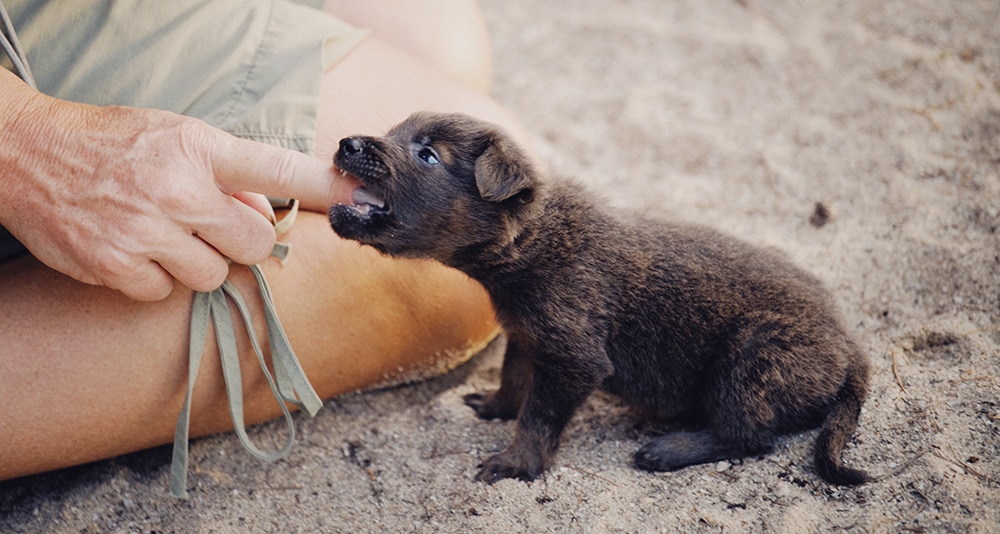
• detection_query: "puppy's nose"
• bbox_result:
[340,137,365,156]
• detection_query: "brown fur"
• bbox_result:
[328,112,870,485]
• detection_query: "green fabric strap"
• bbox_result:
[170,200,320,499]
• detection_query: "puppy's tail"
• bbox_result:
[814,349,870,485]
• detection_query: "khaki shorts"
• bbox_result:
[1,0,368,262]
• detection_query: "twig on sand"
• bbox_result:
[932,445,997,486]
[564,465,620,487]
[874,450,927,482]
[891,347,907,393]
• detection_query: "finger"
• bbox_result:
[100,259,177,302]
[232,191,276,225]
[190,194,276,266]
[154,235,232,293]
[25,235,177,301]
[211,136,354,211]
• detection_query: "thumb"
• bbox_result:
[211,135,356,211]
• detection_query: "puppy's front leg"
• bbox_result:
[464,334,532,420]
[475,342,613,483]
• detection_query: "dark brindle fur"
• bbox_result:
[328,112,870,485]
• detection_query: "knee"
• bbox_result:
[325,0,493,93]
[422,0,493,92]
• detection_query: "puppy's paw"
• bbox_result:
[474,448,545,484]
[633,431,771,472]
[633,431,722,472]
[634,443,685,472]
[463,391,520,420]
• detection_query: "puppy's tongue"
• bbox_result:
[334,166,386,208]
[333,168,364,205]
[352,186,385,208]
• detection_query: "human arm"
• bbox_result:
[0,68,352,301]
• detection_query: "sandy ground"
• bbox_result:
[3,0,1000,532]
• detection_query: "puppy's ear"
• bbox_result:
[474,131,537,204]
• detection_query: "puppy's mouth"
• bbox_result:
[329,139,395,242]
[336,168,390,218]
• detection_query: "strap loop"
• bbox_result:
[170,200,319,499]
[0,2,315,498]
[0,0,37,88]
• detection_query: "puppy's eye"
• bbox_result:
[417,147,440,165]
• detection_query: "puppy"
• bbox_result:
[328,112,870,486]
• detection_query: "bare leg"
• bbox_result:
[0,222,497,479]
[0,30,526,480]
[313,37,530,161]
[322,0,492,92]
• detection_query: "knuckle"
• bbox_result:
[89,248,132,282]
[114,267,175,301]
[243,225,277,265]
[87,245,177,300]
[182,259,229,293]
[134,280,175,301]
[229,214,276,265]
[174,115,215,149]
[269,150,300,191]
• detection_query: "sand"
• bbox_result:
[2,0,999,532]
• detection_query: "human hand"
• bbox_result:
[0,73,351,300]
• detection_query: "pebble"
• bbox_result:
[774,481,793,498]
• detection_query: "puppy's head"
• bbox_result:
[329,112,540,266]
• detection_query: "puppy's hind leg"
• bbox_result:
[634,430,768,472]
[636,318,792,473]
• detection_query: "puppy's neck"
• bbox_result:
[453,179,601,292]
[451,209,545,283]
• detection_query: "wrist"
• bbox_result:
[0,69,85,237]
[0,69,42,229]
[0,67,44,138]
